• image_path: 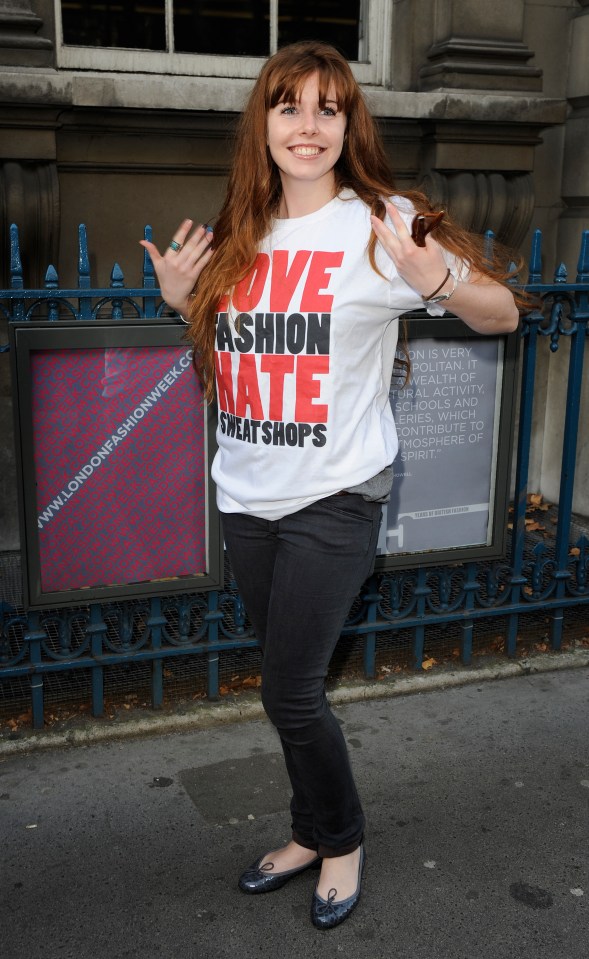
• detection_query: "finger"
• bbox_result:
[423,232,443,254]
[166,218,194,255]
[181,223,210,257]
[370,214,400,254]
[139,240,163,265]
[385,202,411,240]
[183,224,215,262]
[192,244,214,278]
[370,213,392,237]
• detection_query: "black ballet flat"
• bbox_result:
[238,853,321,894]
[310,846,366,930]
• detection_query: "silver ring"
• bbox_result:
[169,239,183,252]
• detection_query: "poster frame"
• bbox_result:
[374,312,519,572]
[10,320,223,609]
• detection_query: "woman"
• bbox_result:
[141,41,520,930]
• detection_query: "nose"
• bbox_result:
[298,107,319,135]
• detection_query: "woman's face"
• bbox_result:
[266,72,347,199]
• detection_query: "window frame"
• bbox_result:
[54,0,392,86]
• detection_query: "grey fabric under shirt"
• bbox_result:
[344,464,393,503]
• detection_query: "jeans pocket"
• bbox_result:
[319,493,380,525]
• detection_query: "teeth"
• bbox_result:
[290,146,322,156]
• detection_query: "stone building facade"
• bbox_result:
[1,0,587,551]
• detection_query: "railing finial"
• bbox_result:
[528,229,543,284]
[143,225,155,287]
[576,229,589,283]
[9,224,23,291]
[484,229,495,266]
[554,262,567,284]
[110,262,124,287]
[78,225,91,289]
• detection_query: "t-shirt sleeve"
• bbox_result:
[380,196,471,317]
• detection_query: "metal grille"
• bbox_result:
[1,224,588,729]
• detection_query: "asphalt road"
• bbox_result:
[2,668,588,959]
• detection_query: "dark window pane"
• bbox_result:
[61,1,166,50]
[174,1,270,56]
[277,0,361,61]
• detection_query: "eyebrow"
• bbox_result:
[279,96,339,106]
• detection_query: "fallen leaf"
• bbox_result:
[528,493,543,508]
[421,657,437,670]
[569,547,581,557]
[525,520,545,532]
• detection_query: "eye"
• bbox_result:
[279,105,297,116]
[319,106,338,117]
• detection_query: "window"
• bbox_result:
[56,0,392,85]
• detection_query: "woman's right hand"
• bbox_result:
[139,219,214,318]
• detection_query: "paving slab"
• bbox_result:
[1,668,588,959]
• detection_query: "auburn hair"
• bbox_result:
[188,40,526,403]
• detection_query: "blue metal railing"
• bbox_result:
[1,224,588,728]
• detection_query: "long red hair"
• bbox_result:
[188,41,524,402]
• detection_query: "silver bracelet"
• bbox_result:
[422,272,458,305]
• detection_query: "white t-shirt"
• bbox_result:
[211,189,461,520]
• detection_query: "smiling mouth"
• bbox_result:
[289,146,325,157]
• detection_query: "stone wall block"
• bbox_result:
[419,169,535,248]
[0,159,59,287]
[0,0,52,48]
[419,38,543,91]
[0,0,54,67]
[567,10,589,101]
[419,0,541,91]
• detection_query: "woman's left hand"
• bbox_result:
[370,201,449,300]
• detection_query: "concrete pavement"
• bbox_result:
[1,666,588,959]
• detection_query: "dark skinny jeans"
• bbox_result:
[222,493,382,858]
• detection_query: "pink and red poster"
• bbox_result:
[31,344,207,594]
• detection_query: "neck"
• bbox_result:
[278,176,337,219]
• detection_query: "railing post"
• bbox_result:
[506,230,543,657]
[362,575,380,679]
[549,233,589,648]
[25,614,45,729]
[78,224,92,320]
[460,563,479,665]
[205,591,222,699]
[412,567,430,669]
[148,597,165,709]
[88,604,107,717]
[142,225,158,319]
